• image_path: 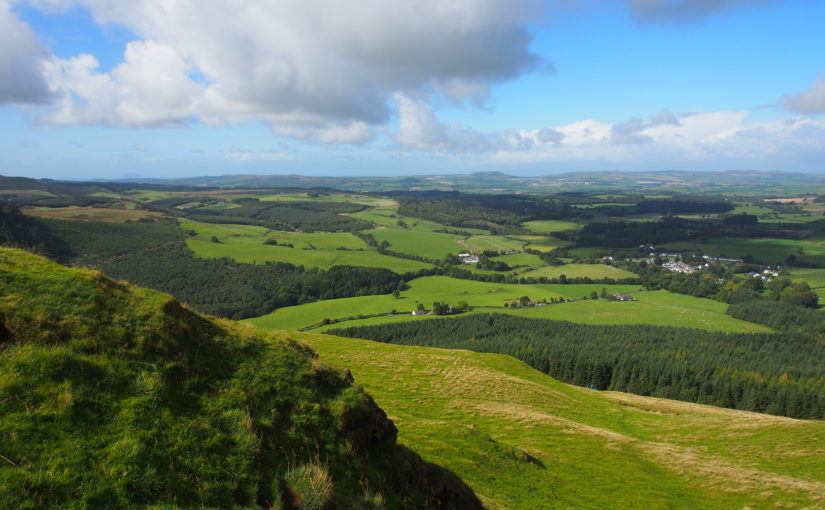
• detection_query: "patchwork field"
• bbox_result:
[180,219,431,272]
[244,275,767,334]
[286,331,825,509]
[22,206,167,222]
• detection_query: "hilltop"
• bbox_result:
[0,247,481,509]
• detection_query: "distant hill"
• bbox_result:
[0,248,482,509]
[114,170,825,194]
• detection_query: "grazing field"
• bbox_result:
[786,267,825,288]
[181,219,431,272]
[462,235,524,253]
[22,206,167,222]
[665,237,825,265]
[490,252,545,268]
[520,263,637,280]
[244,274,763,334]
[521,219,581,233]
[181,219,369,250]
[351,207,488,234]
[366,228,465,258]
[289,331,825,509]
[309,295,769,334]
[511,234,571,252]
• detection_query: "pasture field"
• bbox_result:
[289,331,825,509]
[180,219,369,250]
[245,274,761,333]
[665,237,825,265]
[351,207,489,234]
[521,219,581,233]
[310,295,769,333]
[520,263,637,280]
[786,267,825,288]
[462,234,524,253]
[366,228,465,258]
[489,252,545,268]
[511,234,571,252]
[180,219,431,272]
[21,206,167,222]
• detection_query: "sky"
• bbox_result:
[1,0,824,180]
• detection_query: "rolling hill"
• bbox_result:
[0,247,481,509]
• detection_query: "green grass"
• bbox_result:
[366,228,465,258]
[310,295,769,334]
[296,331,825,509]
[462,235,524,253]
[245,275,763,334]
[786,267,825,288]
[489,252,545,268]
[521,219,581,234]
[0,247,481,509]
[180,219,432,272]
[520,263,637,280]
[511,235,571,252]
[350,207,488,234]
[664,237,825,265]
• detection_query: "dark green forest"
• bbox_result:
[100,244,414,319]
[331,314,825,420]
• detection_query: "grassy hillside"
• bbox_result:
[295,331,825,509]
[0,248,481,509]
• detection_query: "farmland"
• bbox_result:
[244,274,767,334]
[180,218,432,272]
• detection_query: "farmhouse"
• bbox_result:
[458,253,480,264]
[612,293,635,301]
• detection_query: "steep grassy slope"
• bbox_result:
[0,248,481,510]
[294,332,825,509]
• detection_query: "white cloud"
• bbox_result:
[0,0,52,104]
[482,110,825,170]
[24,0,545,142]
[781,78,825,115]
[395,93,544,153]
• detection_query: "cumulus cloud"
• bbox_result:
[395,93,549,153]
[0,0,53,104]
[781,78,825,115]
[488,109,825,171]
[630,0,776,22]
[24,0,545,142]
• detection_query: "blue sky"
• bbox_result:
[1,0,824,179]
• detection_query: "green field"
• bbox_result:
[244,275,767,334]
[180,219,431,272]
[366,228,465,258]
[786,267,825,288]
[351,207,488,234]
[665,237,825,265]
[462,235,525,253]
[520,263,637,280]
[521,219,582,233]
[292,331,825,509]
[511,234,571,252]
[310,295,769,333]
